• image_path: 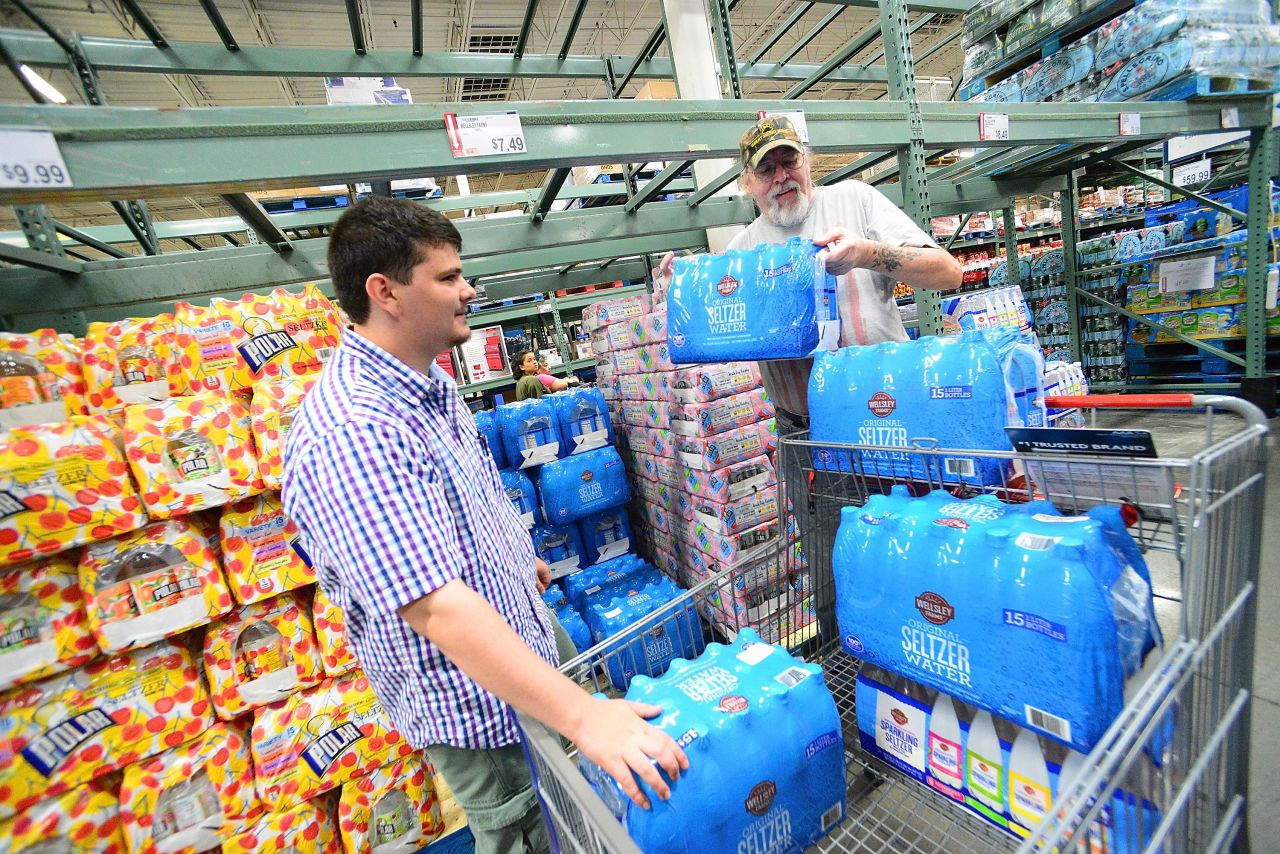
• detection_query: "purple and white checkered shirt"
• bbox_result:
[281,328,557,750]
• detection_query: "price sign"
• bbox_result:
[0,130,72,189]
[1220,107,1240,129]
[979,113,1009,142]
[1119,112,1142,137]
[1172,158,1211,187]
[443,111,527,158]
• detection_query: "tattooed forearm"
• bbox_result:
[869,242,921,274]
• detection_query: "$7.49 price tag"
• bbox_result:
[444,111,528,158]
[0,129,73,189]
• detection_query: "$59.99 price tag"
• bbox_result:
[444,111,528,158]
[0,129,73,189]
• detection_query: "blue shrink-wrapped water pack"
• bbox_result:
[833,488,1160,752]
[500,468,540,529]
[531,523,587,578]
[473,408,506,469]
[580,629,847,853]
[810,329,1043,486]
[538,446,630,526]
[586,576,704,690]
[542,585,593,654]
[548,387,615,455]
[668,237,839,363]
[498,397,563,469]
[562,555,663,614]
[578,507,633,566]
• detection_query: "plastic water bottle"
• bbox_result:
[927,693,965,790]
[1008,728,1053,828]
[966,711,1006,816]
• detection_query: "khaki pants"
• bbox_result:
[425,613,578,854]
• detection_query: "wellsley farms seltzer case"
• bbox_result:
[173,286,341,395]
[0,553,98,690]
[118,721,261,854]
[0,636,213,819]
[219,493,315,605]
[202,591,324,721]
[77,515,232,654]
[0,417,144,569]
[250,670,414,810]
[123,393,264,519]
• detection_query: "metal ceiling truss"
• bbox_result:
[198,0,239,51]
[779,6,844,66]
[748,3,815,63]
[116,0,168,48]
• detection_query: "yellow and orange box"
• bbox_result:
[123,392,264,519]
[250,376,316,490]
[312,585,358,678]
[80,315,184,416]
[0,329,89,428]
[0,416,144,568]
[0,779,125,853]
[0,636,213,819]
[0,553,98,690]
[173,285,342,395]
[119,721,261,854]
[219,493,315,605]
[250,670,414,811]
[78,516,231,654]
[222,799,342,854]
[203,590,324,721]
[337,753,445,854]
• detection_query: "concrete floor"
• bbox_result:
[1094,406,1277,852]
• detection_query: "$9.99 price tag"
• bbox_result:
[444,111,527,158]
[0,129,73,189]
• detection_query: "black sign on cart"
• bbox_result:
[1005,427,1158,458]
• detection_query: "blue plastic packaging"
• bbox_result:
[809,331,1016,486]
[473,409,506,469]
[833,489,1158,752]
[531,523,587,577]
[580,629,846,853]
[668,237,838,364]
[562,554,663,614]
[497,398,563,470]
[578,507,633,566]
[548,387,615,455]
[499,468,540,529]
[586,577,704,690]
[538,446,631,526]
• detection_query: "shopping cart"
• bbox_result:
[517,394,1270,854]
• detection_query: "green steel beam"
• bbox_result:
[515,0,541,58]
[825,0,976,12]
[9,0,74,54]
[1104,156,1247,223]
[1244,125,1275,378]
[915,24,962,65]
[709,0,745,100]
[221,193,292,252]
[344,0,367,56]
[1076,290,1247,367]
[0,242,81,273]
[748,3,815,63]
[613,24,666,96]
[817,151,898,185]
[623,160,694,212]
[118,0,168,48]
[13,205,64,257]
[1001,205,1020,287]
[780,7,844,66]
[52,219,129,259]
[197,0,239,51]
[1060,179,1082,364]
[686,164,743,207]
[857,14,935,69]
[784,22,882,99]
[0,197,753,317]
[532,168,571,223]
[481,264,649,301]
[411,0,423,56]
[942,212,972,250]
[557,0,590,60]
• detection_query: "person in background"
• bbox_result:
[283,197,686,854]
[513,349,576,401]
[657,115,962,642]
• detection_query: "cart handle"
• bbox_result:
[1045,394,1269,429]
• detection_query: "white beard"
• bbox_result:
[763,181,812,228]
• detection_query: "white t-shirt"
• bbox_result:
[727,180,938,416]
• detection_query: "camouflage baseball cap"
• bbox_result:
[739,115,804,170]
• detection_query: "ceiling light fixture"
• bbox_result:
[19,64,68,104]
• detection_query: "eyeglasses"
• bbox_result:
[750,150,803,179]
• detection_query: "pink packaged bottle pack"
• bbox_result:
[637,499,672,534]
[682,453,776,505]
[671,362,762,404]
[625,312,668,348]
[675,419,776,470]
[679,515,780,566]
[627,426,675,458]
[583,293,651,333]
[620,398,669,430]
[637,343,675,373]
[629,451,683,487]
[668,389,774,437]
[611,348,644,376]
[618,371,675,401]
[682,484,780,534]
[634,476,677,511]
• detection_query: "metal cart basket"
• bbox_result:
[517,394,1270,854]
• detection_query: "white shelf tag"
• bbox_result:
[0,130,72,189]
[1172,158,1211,187]
[1220,107,1240,129]
[979,113,1009,142]
[444,111,527,158]
[1119,113,1141,137]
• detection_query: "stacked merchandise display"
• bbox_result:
[586,284,815,650]
[0,286,449,854]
